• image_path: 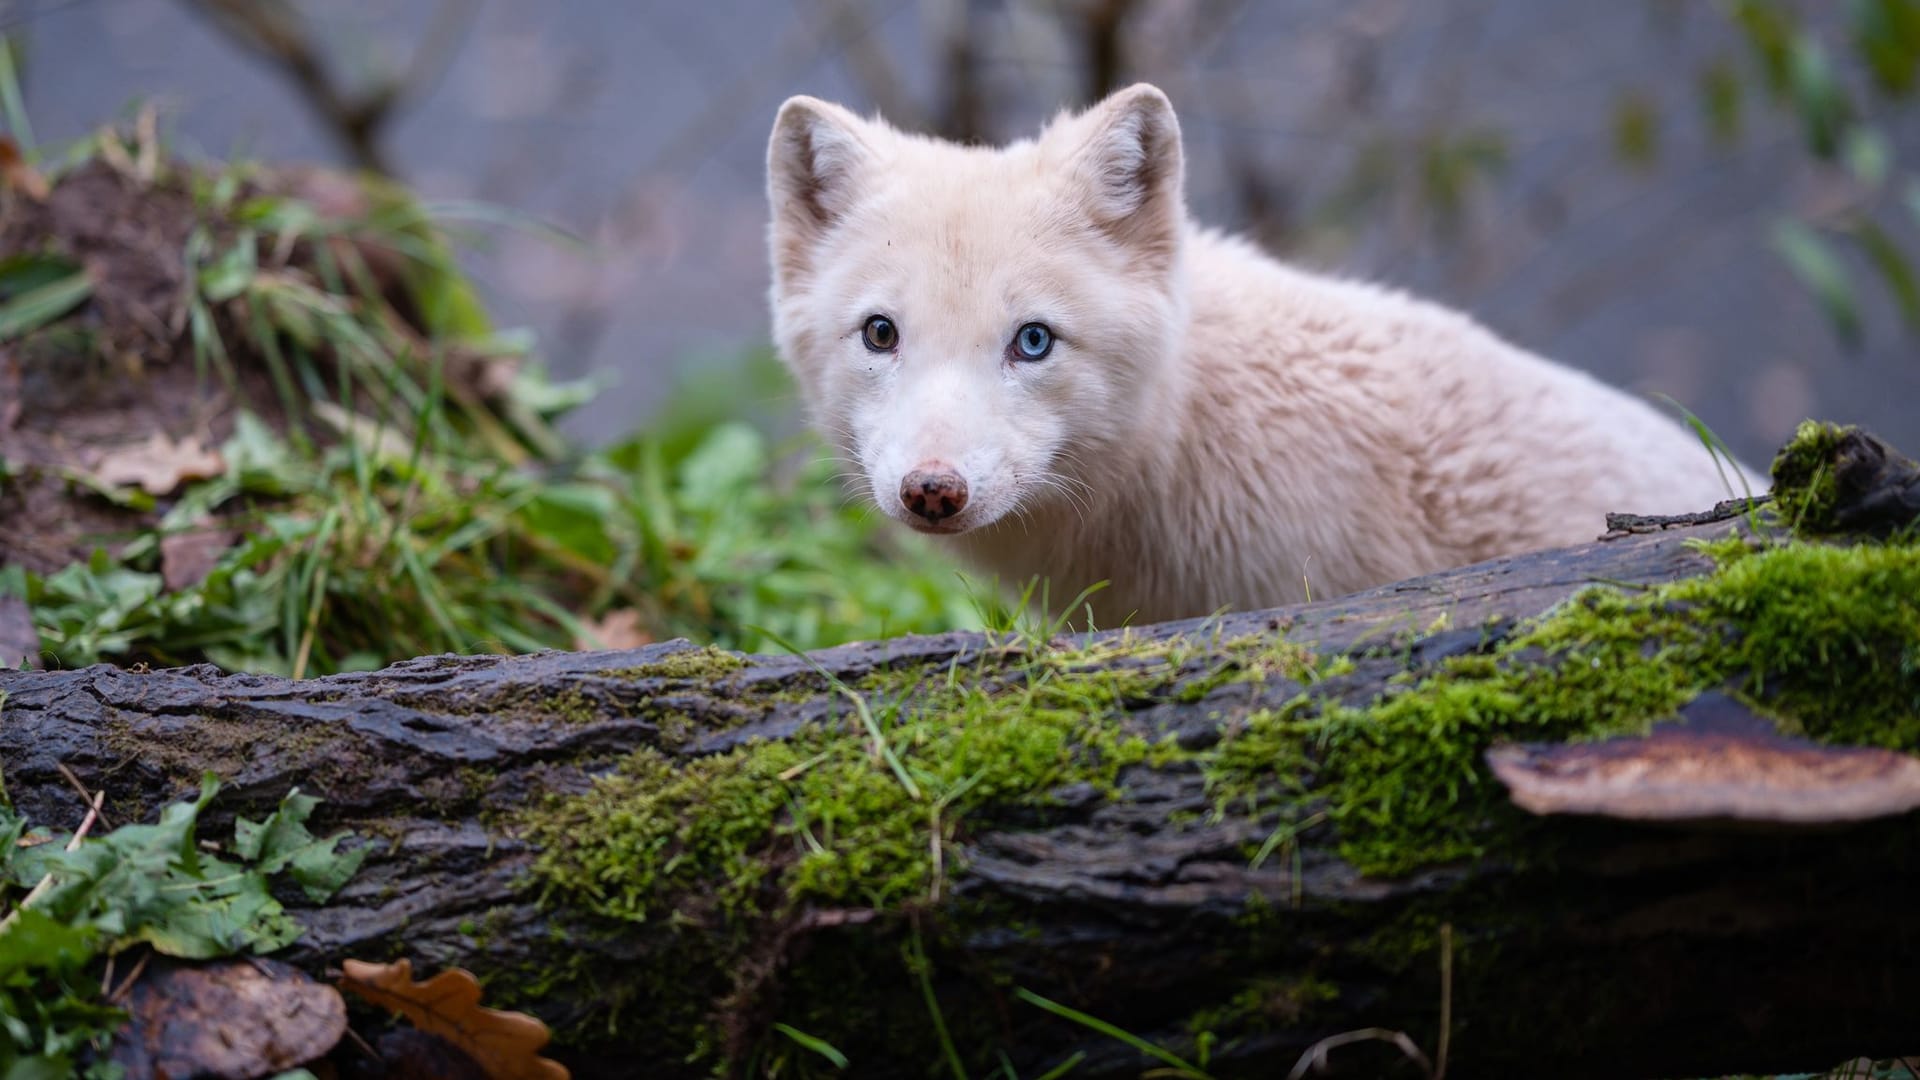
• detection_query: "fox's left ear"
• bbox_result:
[767,95,876,283]
[1060,83,1185,263]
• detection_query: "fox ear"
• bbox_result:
[1060,83,1185,262]
[767,96,875,280]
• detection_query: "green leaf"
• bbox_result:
[0,254,81,296]
[1771,218,1863,346]
[773,1023,849,1069]
[1731,0,1799,100]
[137,871,295,958]
[0,907,98,980]
[1698,57,1745,144]
[1843,126,1892,187]
[505,364,603,419]
[1786,37,1852,158]
[676,423,769,509]
[197,230,258,303]
[1854,218,1920,331]
[233,788,365,903]
[0,270,91,342]
[1851,0,1920,95]
[0,805,25,878]
[1611,91,1661,168]
[4,1055,78,1080]
[221,411,310,496]
[56,467,156,513]
[515,484,619,564]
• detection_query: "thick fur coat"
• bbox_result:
[765,83,1764,627]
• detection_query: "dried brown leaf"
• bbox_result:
[338,958,570,1080]
[109,956,347,1080]
[0,594,38,669]
[93,431,227,496]
[0,135,49,200]
[373,1026,491,1079]
[160,522,240,592]
[573,608,653,652]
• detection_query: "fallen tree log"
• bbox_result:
[3,422,1919,1080]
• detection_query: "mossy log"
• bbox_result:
[3,425,1919,1080]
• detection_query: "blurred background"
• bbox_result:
[13,0,1920,466]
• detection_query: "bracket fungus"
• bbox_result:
[1486,692,1920,827]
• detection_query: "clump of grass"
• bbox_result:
[0,111,991,674]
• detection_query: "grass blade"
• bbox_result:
[772,1023,849,1070]
[0,270,90,341]
[908,926,968,1080]
[0,37,33,155]
[1014,987,1215,1080]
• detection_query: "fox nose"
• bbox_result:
[900,468,969,522]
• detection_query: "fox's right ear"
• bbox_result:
[767,96,874,280]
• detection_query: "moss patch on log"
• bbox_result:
[520,637,1249,926]
[1214,531,1920,876]
[1770,419,1852,532]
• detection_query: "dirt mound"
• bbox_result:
[0,136,514,580]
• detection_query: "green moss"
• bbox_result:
[605,645,745,682]
[1184,974,1339,1038]
[102,713,354,805]
[523,645,1184,927]
[513,630,1324,1067]
[1769,419,1852,532]
[1209,532,1920,876]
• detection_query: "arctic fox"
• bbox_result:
[763,83,1765,627]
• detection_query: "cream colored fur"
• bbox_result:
[764,83,1766,628]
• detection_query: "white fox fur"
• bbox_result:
[764,83,1766,627]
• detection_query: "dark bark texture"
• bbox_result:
[3,501,1918,1080]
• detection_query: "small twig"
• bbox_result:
[337,1023,380,1062]
[57,762,113,829]
[928,804,944,903]
[0,789,104,933]
[1287,1026,1435,1080]
[1602,496,1771,537]
[1436,923,1453,1080]
[178,0,476,175]
[799,0,928,132]
[109,947,154,1003]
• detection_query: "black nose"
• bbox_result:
[900,470,969,522]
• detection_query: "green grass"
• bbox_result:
[0,116,992,676]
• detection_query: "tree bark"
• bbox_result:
[3,494,1917,1079]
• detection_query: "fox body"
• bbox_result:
[764,83,1763,627]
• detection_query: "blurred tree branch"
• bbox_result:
[177,0,476,176]
[1070,0,1139,101]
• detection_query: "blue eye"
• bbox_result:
[1013,322,1053,361]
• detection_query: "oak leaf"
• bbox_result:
[94,431,227,496]
[338,958,570,1080]
[573,607,653,652]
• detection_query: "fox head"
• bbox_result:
[764,83,1191,541]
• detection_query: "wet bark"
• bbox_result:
[3,495,1917,1078]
